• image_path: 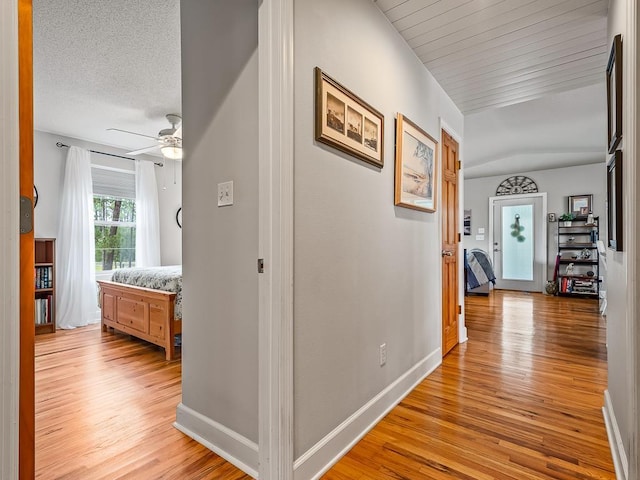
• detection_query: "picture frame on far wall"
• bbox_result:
[314,67,384,168]
[607,34,622,153]
[568,194,592,217]
[394,114,438,213]
[607,150,623,251]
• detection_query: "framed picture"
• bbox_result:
[607,34,622,153]
[607,150,623,251]
[394,114,438,213]
[463,210,471,235]
[315,67,384,168]
[568,194,592,217]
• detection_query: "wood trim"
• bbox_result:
[18,0,35,478]
[258,0,294,478]
[0,0,20,477]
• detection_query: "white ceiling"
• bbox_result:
[463,82,606,179]
[33,0,181,155]
[33,1,608,175]
[375,0,609,114]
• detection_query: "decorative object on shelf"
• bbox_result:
[315,67,384,168]
[545,280,558,295]
[568,194,592,217]
[510,214,525,242]
[567,236,575,243]
[34,185,38,208]
[579,248,591,260]
[394,113,438,213]
[587,271,595,277]
[607,34,622,153]
[176,207,182,229]
[495,175,538,196]
[559,212,575,227]
[586,213,595,225]
[607,150,623,251]
[565,263,575,275]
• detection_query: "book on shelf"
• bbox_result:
[34,296,53,325]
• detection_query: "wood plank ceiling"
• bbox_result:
[375,0,609,114]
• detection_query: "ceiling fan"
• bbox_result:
[107,113,183,160]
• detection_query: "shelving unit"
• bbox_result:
[35,238,56,334]
[556,218,599,299]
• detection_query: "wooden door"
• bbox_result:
[441,131,459,356]
[19,0,36,477]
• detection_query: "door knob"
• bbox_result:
[441,250,453,257]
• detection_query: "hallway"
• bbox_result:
[324,291,613,479]
[34,290,613,478]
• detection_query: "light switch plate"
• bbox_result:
[218,181,233,207]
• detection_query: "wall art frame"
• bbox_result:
[394,113,438,213]
[568,194,592,217]
[607,34,622,153]
[314,67,384,168]
[607,150,623,251]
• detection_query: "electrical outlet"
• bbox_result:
[217,181,233,207]
[379,343,387,366]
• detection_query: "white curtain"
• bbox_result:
[56,147,99,329]
[135,160,161,267]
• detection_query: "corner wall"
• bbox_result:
[464,163,606,280]
[603,0,638,477]
[293,0,463,474]
[177,0,259,475]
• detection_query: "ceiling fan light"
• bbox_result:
[161,145,182,160]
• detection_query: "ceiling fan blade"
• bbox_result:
[107,128,158,140]
[127,145,161,155]
[173,126,182,139]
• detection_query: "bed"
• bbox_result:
[97,265,182,361]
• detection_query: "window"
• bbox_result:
[94,196,136,271]
[92,165,136,272]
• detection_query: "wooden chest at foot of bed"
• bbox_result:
[98,280,181,361]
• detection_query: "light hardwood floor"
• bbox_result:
[36,291,614,479]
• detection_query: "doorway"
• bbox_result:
[489,193,547,293]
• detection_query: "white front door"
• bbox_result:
[490,194,546,292]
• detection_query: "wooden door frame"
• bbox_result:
[1,0,22,478]
[440,121,466,346]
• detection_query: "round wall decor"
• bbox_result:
[176,207,182,228]
[495,175,538,196]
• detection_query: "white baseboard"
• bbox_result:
[459,325,468,344]
[174,403,259,479]
[293,349,442,480]
[603,390,628,480]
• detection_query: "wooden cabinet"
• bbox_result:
[35,238,56,334]
[556,218,599,298]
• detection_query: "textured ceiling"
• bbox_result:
[33,0,181,155]
[375,0,609,114]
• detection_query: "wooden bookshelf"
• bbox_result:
[35,238,56,334]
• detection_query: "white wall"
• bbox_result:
[464,163,606,280]
[604,0,634,475]
[293,0,463,466]
[33,130,181,265]
[177,0,259,472]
